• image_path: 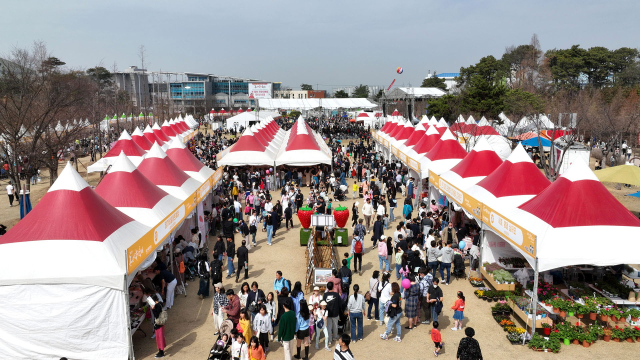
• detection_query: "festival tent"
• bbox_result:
[435,118,449,135]
[137,143,201,200]
[252,125,281,155]
[511,159,640,271]
[143,124,167,149]
[450,115,466,134]
[463,115,477,134]
[406,125,441,159]
[495,112,514,137]
[152,122,170,143]
[169,119,184,137]
[131,127,153,151]
[519,136,552,150]
[95,152,183,227]
[161,120,178,138]
[595,164,640,187]
[439,137,503,191]
[225,111,280,130]
[387,118,407,140]
[165,138,216,183]
[275,118,331,166]
[87,130,146,173]
[0,162,150,359]
[457,117,512,160]
[401,122,426,149]
[466,144,551,213]
[217,127,277,166]
[420,128,468,178]
[391,120,414,146]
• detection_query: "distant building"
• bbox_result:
[274,90,309,99]
[113,66,150,108]
[382,87,446,119]
[425,73,460,91]
[308,90,326,98]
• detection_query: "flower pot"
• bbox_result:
[563,338,570,346]
[559,310,567,317]
[582,341,590,348]
[543,328,551,336]
[611,315,619,323]
[572,339,579,345]
[553,307,559,314]
[603,335,611,342]
[626,337,634,343]
[632,316,639,322]
[576,313,584,319]
[620,317,626,324]
[613,338,620,342]
[600,315,608,321]
[589,312,597,321]
[568,311,574,317]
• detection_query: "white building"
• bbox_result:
[425,73,459,91]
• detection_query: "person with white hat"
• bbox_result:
[309,286,322,307]
[314,301,330,351]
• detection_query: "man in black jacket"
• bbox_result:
[222,217,235,240]
[213,236,226,262]
[238,219,250,248]
[338,259,352,297]
[235,240,249,282]
[372,215,384,247]
[225,236,235,279]
[284,205,293,230]
[322,281,342,342]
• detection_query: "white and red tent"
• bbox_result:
[439,137,503,191]
[275,117,331,166]
[95,152,182,227]
[152,122,170,143]
[379,116,396,134]
[169,119,183,135]
[217,127,276,166]
[435,117,449,135]
[87,130,146,173]
[420,128,467,178]
[400,122,426,152]
[0,162,150,359]
[406,125,441,160]
[463,115,477,135]
[161,120,178,138]
[466,144,550,212]
[461,116,512,160]
[450,115,466,134]
[166,138,215,183]
[137,143,201,200]
[512,159,640,271]
[391,120,414,146]
[142,124,166,148]
[131,127,153,151]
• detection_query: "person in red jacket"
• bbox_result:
[431,321,442,357]
[222,289,241,324]
[451,291,466,331]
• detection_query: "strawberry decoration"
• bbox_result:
[333,205,349,228]
[297,206,314,229]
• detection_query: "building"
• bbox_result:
[274,89,327,99]
[113,66,150,108]
[425,73,460,91]
[381,87,446,119]
[308,90,326,98]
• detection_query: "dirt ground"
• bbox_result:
[1,134,639,360]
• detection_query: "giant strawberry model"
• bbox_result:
[297,206,314,229]
[333,205,349,228]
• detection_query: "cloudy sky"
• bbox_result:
[1,0,638,91]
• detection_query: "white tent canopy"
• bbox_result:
[258,98,377,110]
[225,111,280,130]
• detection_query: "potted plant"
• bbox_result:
[603,327,612,342]
[579,332,594,348]
[611,326,624,342]
[574,304,589,319]
[628,308,640,322]
[542,323,551,336]
[528,333,544,351]
[546,339,561,353]
[623,326,634,342]
[599,307,615,322]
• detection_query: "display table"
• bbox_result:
[588,284,639,305]
[508,297,553,328]
[524,290,556,315]
[481,267,515,291]
[559,289,586,305]
[131,306,148,337]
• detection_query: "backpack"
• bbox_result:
[210,260,223,284]
[199,261,210,280]
[354,239,363,254]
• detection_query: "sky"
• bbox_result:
[1,0,639,92]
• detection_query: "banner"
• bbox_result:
[431,170,482,219]
[126,167,224,275]
[248,83,273,99]
[481,205,536,259]
[197,201,206,238]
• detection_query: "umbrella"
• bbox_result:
[595,164,640,187]
[519,136,551,148]
[19,190,32,219]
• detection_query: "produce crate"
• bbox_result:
[507,298,553,329]
[481,267,516,292]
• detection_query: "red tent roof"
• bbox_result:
[131,127,153,151]
[95,152,169,209]
[381,119,397,134]
[395,122,414,142]
[229,127,266,152]
[168,119,183,135]
[103,130,146,159]
[210,109,217,114]
[425,129,467,161]
[391,109,401,116]
[388,120,406,139]
[476,144,550,198]
[143,125,165,146]
[161,120,178,138]
[404,123,426,147]
[152,123,170,142]
[412,125,441,155]
[166,139,205,172]
[286,119,321,151]
[0,163,134,244]
[137,143,191,187]
[518,160,640,228]
[357,112,369,117]
[450,137,503,178]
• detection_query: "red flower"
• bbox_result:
[576,322,580,326]
[554,329,559,333]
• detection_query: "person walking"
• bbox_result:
[451,291,466,331]
[351,202,359,228]
[418,268,433,324]
[427,278,444,323]
[347,284,365,342]
[278,300,297,360]
[439,242,454,285]
[236,240,249,282]
[225,237,236,278]
[372,215,384,248]
[284,205,293,230]
[322,281,342,344]
[294,299,311,360]
[350,234,364,274]
[456,327,483,360]
[265,211,274,246]
[380,282,402,342]
[377,272,391,326]
[212,284,228,335]
[362,198,373,233]
[367,271,380,322]
[6,183,14,207]
[196,253,210,299]
[253,305,272,354]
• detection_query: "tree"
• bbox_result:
[502,88,545,138]
[545,45,587,90]
[353,84,369,98]
[426,94,461,123]
[611,47,640,84]
[300,84,313,91]
[334,90,349,98]
[374,89,384,101]
[584,46,612,88]
[421,76,447,91]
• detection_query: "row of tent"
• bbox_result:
[217,116,332,167]
[0,118,216,359]
[374,114,640,273]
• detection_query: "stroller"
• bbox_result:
[208,319,233,360]
[452,252,466,280]
[335,184,348,201]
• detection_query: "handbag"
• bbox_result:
[315,318,325,330]
[364,291,371,301]
[155,309,168,326]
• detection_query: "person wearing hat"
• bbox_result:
[314,301,330,351]
[212,283,228,334]
[308,286,322,308]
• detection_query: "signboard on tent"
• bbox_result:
[481,205,537,260]
[248,83,273,99]
[429,170,481,219]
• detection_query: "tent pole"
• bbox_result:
[527,258,540,344]
[124,255,135,360]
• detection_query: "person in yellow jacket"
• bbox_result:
[238,310,253,345]
[352,181,359,199]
